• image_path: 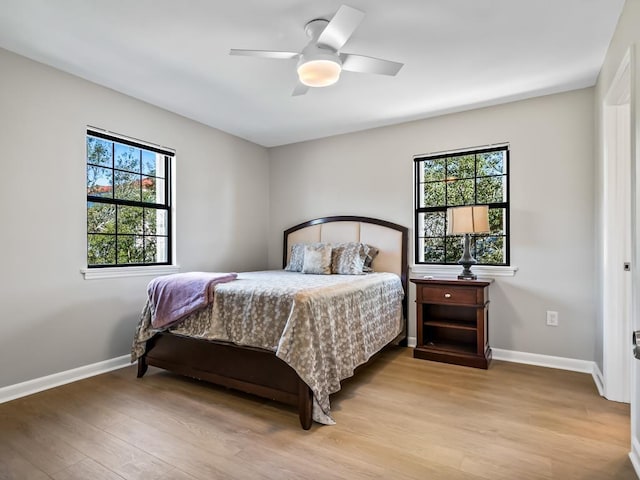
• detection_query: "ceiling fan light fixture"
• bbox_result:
[297,59,342,87]
[230,5,403,96]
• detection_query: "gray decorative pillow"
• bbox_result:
[285,243,307,272]
[331,242,367,275]
[302,244,333,274]
[363,244,379,273]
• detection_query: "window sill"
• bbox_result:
[410,264,518,278]
[81,265,180,280]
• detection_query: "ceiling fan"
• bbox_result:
[229,5,404,96]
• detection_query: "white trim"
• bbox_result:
[411,264,518,278]
[602,46,633,403]
[410,345,601,380]
[593,362,605,397]
[407,336,417,348]
[630,438,640,479]
[627,42,640,476]
[412,142,510,160]
[492,348,594,374]
[408,345,604,394]
[87,125,176,154]
[0,355,132,404]
[606,49,632,106]
[81,264,180,280]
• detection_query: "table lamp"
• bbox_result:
[447,205,490,280]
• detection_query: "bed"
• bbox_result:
[132,215,408,429]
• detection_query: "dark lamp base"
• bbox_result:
[457,234,478,281]
[458,272,477,280]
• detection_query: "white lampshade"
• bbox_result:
[297,59,341,87]
[447,205,490,234]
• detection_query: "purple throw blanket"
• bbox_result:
[147,272,238,329]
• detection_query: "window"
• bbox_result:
[86,129,173,267]
[414,145,509,265]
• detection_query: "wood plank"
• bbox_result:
[0,441,52,480]
[52,459,125,480]
[0,411,85,476]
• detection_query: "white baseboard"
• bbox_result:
[592,362,605,396]
[0,354,132,404]
[630,438,640,479]
[408,344,599,376]
[491,348,595,373]
[492,348,607,397]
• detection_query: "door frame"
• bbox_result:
[602,47,633,404]
[624,44,640,473]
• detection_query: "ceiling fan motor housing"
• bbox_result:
[304,18,330,40]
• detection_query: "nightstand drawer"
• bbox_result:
[419,285,479,305]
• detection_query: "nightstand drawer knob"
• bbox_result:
[444,293,452,298]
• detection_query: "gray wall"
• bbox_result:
[268,88,596,360]
[0,48,270,388]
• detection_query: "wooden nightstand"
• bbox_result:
[411,278,492,369]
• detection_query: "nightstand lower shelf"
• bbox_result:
[413,345,492,369]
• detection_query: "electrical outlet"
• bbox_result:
[546,310,559,326]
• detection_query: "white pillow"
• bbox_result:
[302,244,333,275]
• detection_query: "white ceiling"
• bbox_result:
[0,0,625,147]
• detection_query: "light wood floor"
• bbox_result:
[0,348,635,480]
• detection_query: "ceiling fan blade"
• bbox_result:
[340,53,403,76]
[229,49,299,60]
[292,82,309,96]
[316,5,365,51]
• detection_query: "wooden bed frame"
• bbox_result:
[137,215,408,429]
